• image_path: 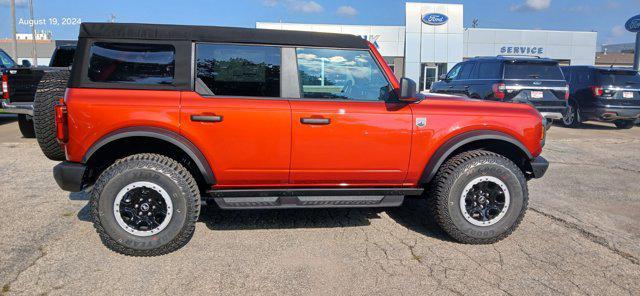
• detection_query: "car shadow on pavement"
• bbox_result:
[70,191,451,241]
[0,114,17,125]
[553,121,618,130]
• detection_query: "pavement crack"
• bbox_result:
[4,246,48,293]
[530,207,639,265]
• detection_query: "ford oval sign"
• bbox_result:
[422,13,448,26]
[626,14,640,32]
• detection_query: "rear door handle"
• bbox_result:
[300,117,330,125]
[191,115,223,123]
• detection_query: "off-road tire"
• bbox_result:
[429,150,528,244]
[613,120,634,129]
[561,101,581,128]
[33,71,69,161]
[17,114,35,138]
[91,153,201,256]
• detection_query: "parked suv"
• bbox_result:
[431,56,569,122]
[561,66,640,129]
[53,23,548,256]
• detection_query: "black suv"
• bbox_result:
[431,56,568,122]
[561,66,640,129]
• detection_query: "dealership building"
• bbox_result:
[257,2,598,91]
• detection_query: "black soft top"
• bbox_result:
[79,22,370,49]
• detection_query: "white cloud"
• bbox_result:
[328,56,347,63]
[262,0,278,7]
[611,25,626,37]
[510,0,551,12]
[337,6,358,16]
[289,0,323,13]
[263,0,324,13]
[0,0,28,7]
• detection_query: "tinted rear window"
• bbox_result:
[196,44,281,97]
[88,42,175,85]
[50,48,75,67]
[476,61,502,79]
[596,71,640,85]
[503,62,564,80]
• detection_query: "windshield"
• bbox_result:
[503,62,564,80]
[597,70,640,86]
[0,50,16,68]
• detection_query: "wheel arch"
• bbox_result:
[83,127,215,188]
[419,130,534,185]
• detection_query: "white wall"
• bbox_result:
[256,22,405,57]
[404,2,464,83]
[464,28,597,65]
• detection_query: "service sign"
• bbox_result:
[626,14,640,32]
[422,13,448,26]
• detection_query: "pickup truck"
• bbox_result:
[52,23,549,256]
[1,44,75,139]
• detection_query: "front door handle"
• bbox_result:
[464,85,470,89]
[191,115,223,123]
[300,117,330,125]
[448,85,454,88]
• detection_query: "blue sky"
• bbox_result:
[0,0,638,45]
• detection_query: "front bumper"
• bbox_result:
[530,156,549,179]
[53,162,86,192]
[2,100,34,116]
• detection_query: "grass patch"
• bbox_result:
[61,211,74,217]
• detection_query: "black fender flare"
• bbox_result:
[419,130,533,185]
[82,126,216,184]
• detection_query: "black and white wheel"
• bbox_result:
[561,102,580,128]
[17,114,35,138]
[91,153,200,256]
[429,150,528,244]
[613,120,634,129]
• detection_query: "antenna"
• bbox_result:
[472,18,479,28]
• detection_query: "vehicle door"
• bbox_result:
[288,47,413,186]
[180,43,292,187]
[452,62,476,97]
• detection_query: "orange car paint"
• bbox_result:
[62,42,544,189]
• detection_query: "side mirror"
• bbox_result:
[439,74,447,81]
[399,78,418,102]
[21,59,31,67]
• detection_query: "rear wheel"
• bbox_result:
[614,120,634,129]
[429,150,528,244]
[34,71,69,161]
[17,114,35,138]
[561,102,581,128]
[91,153,201,256]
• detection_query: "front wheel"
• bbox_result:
[91,153,201,256]
[429,150,528,244]
[17,114,35,138]
[614,120,635,129]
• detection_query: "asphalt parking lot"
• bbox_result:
[0,114,638,295]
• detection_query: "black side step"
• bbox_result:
[212,195,404,209]
[206,188,423,210]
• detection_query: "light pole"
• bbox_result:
[10,0,18,62]
[29,0,38,66]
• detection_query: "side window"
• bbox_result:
[446,64,462,80]
[0,50,15,68]
[296,48,391,101]
[195,44,281,97]
[457,62,474,80]
[88,42,175,85]
[476,62,502,79]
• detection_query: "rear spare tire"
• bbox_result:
[17,114,36,138]
[34,71,69,161]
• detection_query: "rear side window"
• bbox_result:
[596,71,640,85]
[88,42,175,85]
[50,48,75,67]
[476,62,502,79]
[504,62,564,80]
[196,44,281,97]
